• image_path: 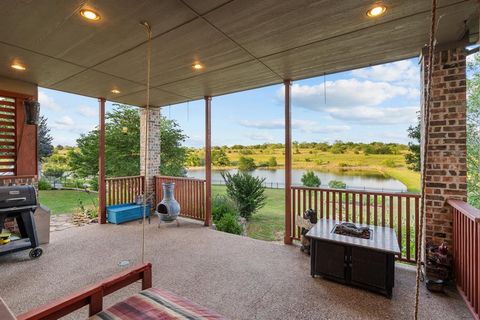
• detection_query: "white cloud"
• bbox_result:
[55,116,74,126]
[238,119,350,133]
[78,105,97,117]
[38,90,62,112]
[277,79,418,112]
[326,106,418,124]
[185,135,204,148]
[351,60,419,86]
[52,115,95,134]
[245,132,275,142]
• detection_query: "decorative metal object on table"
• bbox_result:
[307,219,400,298]
[295,209,317,255]
[155,182,180,227]
[332,222,372,240]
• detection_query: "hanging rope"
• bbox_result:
[323,73,327,104]
[414,0,437,318]
[140,21,152,264]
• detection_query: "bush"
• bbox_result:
[382,159,397,168]
[89,177,99,191]
[329,180,347,189]
[212,195,237,223]
[38,178,52,190]
[267,156,277,167]
[238,156,256,171]
[301,171,321,187]
[221,171,266,220]
[215,212,242,235]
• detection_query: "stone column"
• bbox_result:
[140,107,161,198]
[421,46,467,248]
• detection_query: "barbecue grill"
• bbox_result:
[0,185,43,259]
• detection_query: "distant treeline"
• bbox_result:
[192,141,408,155]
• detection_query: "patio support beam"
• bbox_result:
[98,98,106,224]
[420,45,467,256]
[284,80,292,244]
[205,96,212,226]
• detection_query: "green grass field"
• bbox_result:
[212,185,285,241]
[39,190,98,215]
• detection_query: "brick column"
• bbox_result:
[140,107,161,198]
[421,46,467,248]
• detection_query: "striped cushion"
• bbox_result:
[90,288,225,320]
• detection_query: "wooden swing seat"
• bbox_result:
[11,263,225,320]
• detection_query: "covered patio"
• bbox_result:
[0,0,479,319]
[0,219,472,319]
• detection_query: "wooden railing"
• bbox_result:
[155,176,206,222]
[290,186,420,263]
[450,200,480,320]
[106,176,145,206]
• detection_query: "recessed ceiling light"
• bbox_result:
[80,9,101,21]
[366,5,386,17]
[111,89,121,94]
[11,63,26,71]
[192,62,204,70]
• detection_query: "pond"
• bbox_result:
[186,168,407,192]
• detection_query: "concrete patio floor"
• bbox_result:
[0,218,471,320]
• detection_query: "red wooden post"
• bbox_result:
[204,96,212,226]
[284,80,292,244]
[98,98,107,224]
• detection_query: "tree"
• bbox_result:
[186,150,202,167]
[43,147,70,186]
[38,115,53,161]
[405,113,421,172]
[301,171,321,187]
[467,53,480,208]
[238,156,256,171]
[159,117,187,176]
[221,171,266,220]
[69,104,188,178]
[212,149,230,166]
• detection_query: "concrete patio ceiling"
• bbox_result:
[0,0,478,107]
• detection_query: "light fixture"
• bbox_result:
[80,9,101,21]
[192,62,204,70]
[11,63,26,71]
[111,89,121,94]
[366,4,386,17]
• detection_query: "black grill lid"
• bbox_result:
[0,185,37,209]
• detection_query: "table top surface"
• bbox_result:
[306,219,401,254]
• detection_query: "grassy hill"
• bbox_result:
[191,142,421,192]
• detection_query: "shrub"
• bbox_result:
[329,180,347,189]
[382,159,397,168]
[301,171,321,187]
[89,177,99,191]
[221,171,266,220]
[215,212,242,235]
[212,195,237,223]
[267,156,277,167]
[38,178,52,190]
[238,156,256,171]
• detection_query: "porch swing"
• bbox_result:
[0,21,225,320]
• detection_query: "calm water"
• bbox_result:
[186,168,407,192]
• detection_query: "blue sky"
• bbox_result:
[39,58,421,147]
